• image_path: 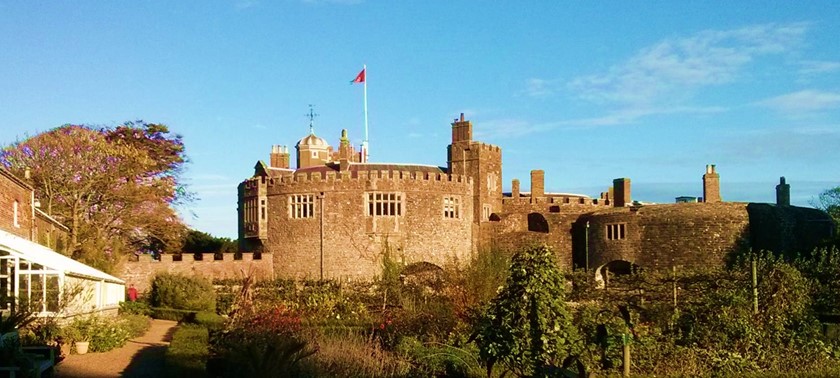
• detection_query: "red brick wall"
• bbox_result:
[0,169,33,240]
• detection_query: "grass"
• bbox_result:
[165,324,209,378]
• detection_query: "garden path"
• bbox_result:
[55,319,178,378]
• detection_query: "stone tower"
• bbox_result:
[703,165,721,203]
[447,113,502,223]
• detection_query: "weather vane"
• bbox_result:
[306,104,319,135]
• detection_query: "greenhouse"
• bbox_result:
[0,229,124,317]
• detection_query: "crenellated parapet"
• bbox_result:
[121,253,275,293]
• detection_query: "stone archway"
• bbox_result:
[527,212,549,233]
[401,261,444,289]
[594,260,641,288]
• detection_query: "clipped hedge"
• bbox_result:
[150,273,216,312]
[165,324,209,378]
[151,307,197,322]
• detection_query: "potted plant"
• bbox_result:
[57,325,81,356]
[61,322,91,355]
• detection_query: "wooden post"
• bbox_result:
[752,258,759,315]
[673,265,678,310]
[623,333,631,377]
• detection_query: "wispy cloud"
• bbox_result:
[523,78,555,98]
[757,90,840,113]
[234,0,259,10]
[568,23,808,106]
[475,105,727,138]
[798,60,840,76]
[720,127,840,161]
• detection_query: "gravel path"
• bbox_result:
[55,319,178,378]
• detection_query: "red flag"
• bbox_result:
[351,68,365,84]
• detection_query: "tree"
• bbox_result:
[0,122,189,271]
[473,245,581,377]
[813,186,840,236]
[182,229,237,255]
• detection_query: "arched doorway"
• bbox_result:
[594,260,641,288]
[527,213,549,233]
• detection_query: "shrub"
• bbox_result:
[151,307,197,322]
[473,244,581,377]
[298,333,411,377]
[119,300,152,316]
[64,315,132,352]
[120,314,151,338]
[150,273,216,311]
[166,324,209,378]
[194,311,225,331]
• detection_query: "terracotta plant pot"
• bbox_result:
[74,341,90,355]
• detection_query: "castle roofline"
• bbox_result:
[508,191,591,199]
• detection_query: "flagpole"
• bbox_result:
[363,64,369,162]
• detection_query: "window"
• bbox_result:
[312,151,318,158]
[366,192,403,216]
[243,198,258,223]
[482,204,491,221]
[13,201,19,228]
[443,195,460,219]
[260,199,266,220]
[289,194,315,219]
[606,223,626,240]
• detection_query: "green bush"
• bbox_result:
[64,315,136,353]
[150,273,216,311]
[119,300,152,316]
[166,324,209,378]
[120,314,151,338]
[150,307,197,322]
[194,311,225,331]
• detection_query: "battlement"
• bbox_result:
[121,253,275,292]
[476,143,502,153]
[262,170,473,187]
[502,194,609,207]
[129,252,271,263]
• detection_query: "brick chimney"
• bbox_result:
[703,164,721,203]
[530,170,544,199]
[613,178,631,207]
[270,145,290,169]
[776,176,790,206]
[451,113,472,143]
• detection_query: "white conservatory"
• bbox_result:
[0,229,125,317]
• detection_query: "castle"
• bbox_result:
[236,113,835,281]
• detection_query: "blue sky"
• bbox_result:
[1,1,839,238]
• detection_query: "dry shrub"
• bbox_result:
[298,332,411,378]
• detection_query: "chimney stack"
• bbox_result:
[613,178,631,207]
[451,113,472,143]
[512,179,520,199]
[270,145,290,169]
[776,176,790,206]
[702,164,721,203]
[530,170,544,199]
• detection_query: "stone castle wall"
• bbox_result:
[481,196,610,269]
[577,202,751,271]
[253,170,474,280]
[121,253,275,293]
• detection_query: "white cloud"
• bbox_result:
[798,60,840,76]
[523,78,554,98]
[758,90,840,113]
[568,23,808,106]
